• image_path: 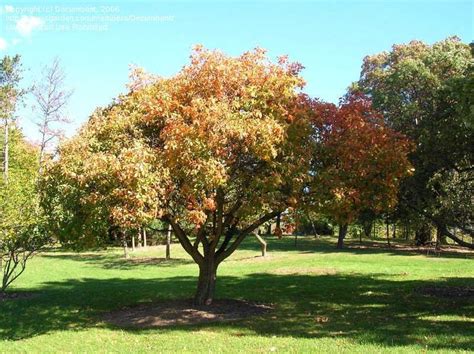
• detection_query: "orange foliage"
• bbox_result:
[309,93,413,224]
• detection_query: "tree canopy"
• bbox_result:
[356,36,473,246]
[308,94,413,247]
[41,46,314,304]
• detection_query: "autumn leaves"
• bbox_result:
[37,46,417,303]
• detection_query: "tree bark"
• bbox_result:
[194,258,217,305]
[441,226,473,249]
[436,225,446,247]
[137,229,142,248]
[415,223,431,245]
[386,221,391,247]
[142,228,147,248]
[122,237,129,259]
[166,223,172,259]
[276,213,281,230]
[310,220,319,238]
[3,118,8,183]
[165,211,281,305]
[362,220,372,238]
[254,232,267,256]
[336,223,348,249]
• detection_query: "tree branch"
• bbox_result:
[163,215,204,264]
[216,210,281,263]
[440,225,474,249]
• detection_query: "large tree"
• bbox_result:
[356,37,473,247]
[41,47,313,305]
[308,94,413,248]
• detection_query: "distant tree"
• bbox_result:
[32,57,72,174]
[357,36,473,247]
[308,94,413,248]
[0,55,49,294]
[41,46,313,305]
[0,124,47,293]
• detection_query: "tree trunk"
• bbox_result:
[131,234,136,251]
[436,225,446,246]
[362,220,372,238]
[276,213,281,230]
[165,210,282,306]
[38,128,46,176]
[441,226,473,249]
[310,220,319,238]
[336,223,348,249]
[386,221,391,247]
[194,259,217,305]
[266,222,271,235]
[143,228,147,248]
[122,237,129,259]
[3,118,8,183]
[415,223,431,245]
[166,223,172,259]
[254,232,267,256]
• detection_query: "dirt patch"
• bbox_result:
[272,267,337,276]
[0,291,38,301]
[103,299,273,328]
[417,286,474,298]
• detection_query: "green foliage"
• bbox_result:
[357,37,473,239]
[0,55,23,121]
[0,125,47,291]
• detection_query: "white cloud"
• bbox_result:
[0,38,7,50]
[4,5,14,13]
[12,38,21,45]
[16,16,44,37]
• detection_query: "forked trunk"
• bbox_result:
[336,223,348,249]
[194,259,217,305]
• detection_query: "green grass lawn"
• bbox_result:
[1,236,473,353]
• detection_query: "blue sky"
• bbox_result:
[0,0,472,142]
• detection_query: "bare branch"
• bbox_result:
[32,57,73,174]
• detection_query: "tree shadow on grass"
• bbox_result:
[0,271,472,351]
[237,236,474,260]
[40,253,194,270]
